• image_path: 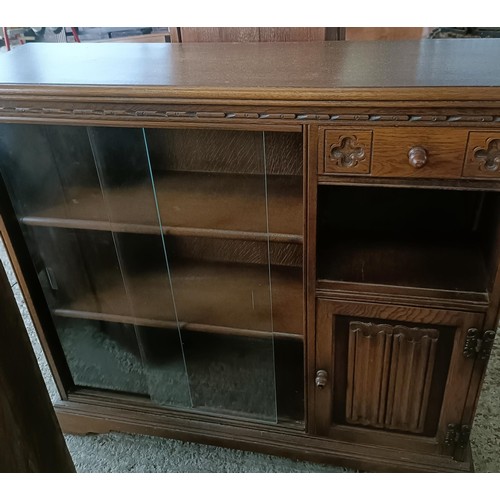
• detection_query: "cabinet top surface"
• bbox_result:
[1,40,500,101]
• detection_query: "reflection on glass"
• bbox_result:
[0,124,104,221]
[182,332,277,420]
[162,235,273,331]
[138,327,192,408]
[87,126,192,405]
[145,129,267,232]
[88,233,178,324]
[87,127,160,227]
[55,317,148,395]
[144,128,278,420]
[274,338,304,422]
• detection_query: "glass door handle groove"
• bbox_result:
[45,267,59,291]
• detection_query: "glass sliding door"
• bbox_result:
[85,126,192,408]
[144,128,278,420]
[0,123,192,407]
[0,123,304,424]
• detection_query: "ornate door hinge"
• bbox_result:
[445,423,471,450]
[463,328,496,360]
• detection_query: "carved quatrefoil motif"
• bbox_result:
[329,136,366,168]
[473,139,500,172]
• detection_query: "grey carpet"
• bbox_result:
[1,239,499,472]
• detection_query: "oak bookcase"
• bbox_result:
[1,40,500,472]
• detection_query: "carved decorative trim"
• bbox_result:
[473,138,500,172]
[346,321,439,434]
[324,130,373,174]
[464,132,500,178]
[1,105,500,124]
[330,136,366,168]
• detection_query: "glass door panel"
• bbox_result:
[0,124,148,396]
[181,331,277,418]
[0,123,305,423]
[145,129,268,233]
[86,126,191,407]
[0,124,192,406]
[0,123,104,222]
[54,317,149,395]
[144,128,278,421]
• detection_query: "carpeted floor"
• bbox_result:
[1,240,499,472]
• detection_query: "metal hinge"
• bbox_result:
[463,328,496,360]
[445,423,471,449]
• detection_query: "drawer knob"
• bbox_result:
[408,146,428,168]
[315,369,328,388]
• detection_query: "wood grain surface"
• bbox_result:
[1,39,499,473]
[175,28,334,43]
[2,41,500,102]
[371,127,469,178]
[315,299,484,456]
[21,172,303,240]
[345,322,439,433]
[0,262,74,472]
[51,262,303,336]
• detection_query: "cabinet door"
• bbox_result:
[314,299,484,456]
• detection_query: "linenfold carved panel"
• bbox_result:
[346,321,439,434]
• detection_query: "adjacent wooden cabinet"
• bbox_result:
[1,40,500,472]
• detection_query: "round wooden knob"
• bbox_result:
[408,146,428,168]
[315,369,328,388]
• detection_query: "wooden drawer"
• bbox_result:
[320,127,484,180]
[371,127,469,179]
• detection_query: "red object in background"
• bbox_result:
[70,27,80,43]
[2,27,11,51]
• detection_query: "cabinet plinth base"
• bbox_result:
[54,398,473,473]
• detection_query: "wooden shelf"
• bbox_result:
[21,172,303,243]
[52,261,303,338]
[316,281,490,312]
[317,237,490,298]
[54,308,300,341]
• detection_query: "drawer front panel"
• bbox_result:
[463,131,500,179]
[371,127,469,179]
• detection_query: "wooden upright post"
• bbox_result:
[0,261,75,472]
